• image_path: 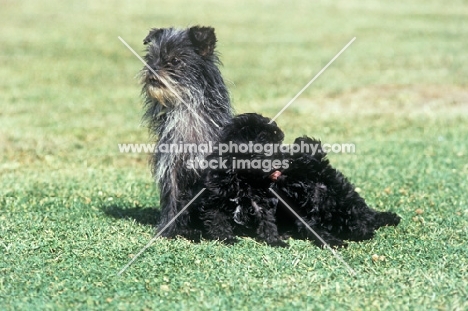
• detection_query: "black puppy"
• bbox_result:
[275,136,401,247]
[195,113,400,247]
[197,113,288,246]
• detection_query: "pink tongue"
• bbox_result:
[269,170,282,181]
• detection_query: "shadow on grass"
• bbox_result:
[103,204,161,226]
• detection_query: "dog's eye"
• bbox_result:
[169,58,181,66]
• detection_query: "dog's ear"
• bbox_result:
[143,28,163,45]
[188,26,217,56]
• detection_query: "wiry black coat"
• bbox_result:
[140,26,233,237]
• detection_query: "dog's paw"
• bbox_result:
[222,236,239,245]
[259,237,289,247]
[265,238,289,248]
[329,241,348,249]
[314,237,347,249]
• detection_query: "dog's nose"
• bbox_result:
[145,74,161,86]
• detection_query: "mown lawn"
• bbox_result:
[1,0,467,310]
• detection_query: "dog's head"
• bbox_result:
[220,113,284,145]
[141,26,221,107]
[215,113,286,175]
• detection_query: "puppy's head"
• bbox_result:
[220,113,284,145]
[217,113,285,175]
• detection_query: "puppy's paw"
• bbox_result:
[266,238,289,248]
[314,237,347,249]
[222,236,239,245]
[273,240,289,248]
[330,241,348,249]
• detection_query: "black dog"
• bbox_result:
[275,136,401,247]
[194,113,400,247]
[140,26,233,237]
[195,113,288,246]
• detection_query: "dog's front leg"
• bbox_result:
[252,201,288,247]
[202,209,238,245]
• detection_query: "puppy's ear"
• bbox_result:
[188,26,217,56]
[143,28,163,45]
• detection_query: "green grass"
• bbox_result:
[1,0,468,310]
